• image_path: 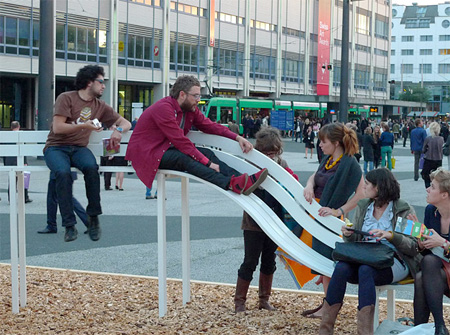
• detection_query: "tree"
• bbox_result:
[398,85,431,103]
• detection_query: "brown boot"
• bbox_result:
[234,276,250,313]
[318,300,342,335]
[258,273,276,311]
[357,304,375,335]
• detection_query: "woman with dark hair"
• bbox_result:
[318,168,421,335]
[303,125,315,159]
[411,167,450,335]
[362,126,375,175]
[373,125,382,168]
[284,123,365,318]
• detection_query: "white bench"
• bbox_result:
[0,130,409,329]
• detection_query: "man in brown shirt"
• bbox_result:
[44,65,131,242]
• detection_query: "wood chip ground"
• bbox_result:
[1,265,448,334]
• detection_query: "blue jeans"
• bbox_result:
[159,147,241,190]
[326,261,393,309]
[47,172,87,227]
[381,146,393,170]
[363,160,374,176]
[44,146,101,226]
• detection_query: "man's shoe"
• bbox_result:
[38,225,57,234]
[146,195,155,199]
[87,216,101,241]
[105,187,112,191]
[25,198,33,203]
[64,226,78,242]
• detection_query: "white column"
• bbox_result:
[9,169,19,314]
[181,177,191,305]
[17,172,27,308]
[243,0,251,96]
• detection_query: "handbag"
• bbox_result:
[332,241,395,269]
[443,142,450,157]
[419,154,424,169]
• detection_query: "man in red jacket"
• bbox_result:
[126,75,267,195]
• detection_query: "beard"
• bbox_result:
[180,100,196,112]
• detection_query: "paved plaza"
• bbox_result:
[0,137,446,300]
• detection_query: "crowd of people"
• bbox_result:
[3,67,450,334]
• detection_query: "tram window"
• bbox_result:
[208,106,217,122]
[220,108,233,124]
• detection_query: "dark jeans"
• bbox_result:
[47,172,88,227]
[421,159,442,188]
[238,230,278,281]
[101,156,113,189]
[326,261,393,309]
[159,147,241,190]
[44,146,101,227]
[413,151,422,180]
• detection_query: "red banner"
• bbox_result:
[209,0,215,47]
[317,0,331,96]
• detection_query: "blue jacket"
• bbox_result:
[410,127,427,152]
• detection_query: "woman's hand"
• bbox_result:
[407,213,419,222]
[370,229,392,241]
[303,185,315,204]
[422,229,447,249]
[341,225,353,237]
[318,206,338,217]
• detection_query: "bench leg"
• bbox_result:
[17,172,27,308]
[387,289,395,321]
[157,173,167,317]
[374,288,380,331]
[9,170,19,314]
[181,177,191,305]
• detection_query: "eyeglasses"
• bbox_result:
[95,78,105,84]
[185,92,201,100]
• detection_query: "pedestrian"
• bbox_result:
[410,119,427,181]
[393,121,400,143]
[411,168,450,335]
[373,125,382,168]
[3,121,32,203]
[38,172,88,234]
[282,123,365,319]
[401,120,409,147]
[303,125,315,159]
[421,122,444,188]
[380,123,394,170]
[318,168,420,335]
[43,65,131,242]
[125,75,268,199]
[228,120,240,135]
[362,127,375,175]
[234,126,298,313]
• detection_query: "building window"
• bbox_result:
[401,35,414,42]
[391,64,395,74]
[439,64,450,73]
[128,0,161,5]
[401,49,414,56]
[420,49,432,55]
[250,54,276,80]
[420,35,433,41]
[439,35,450,41]
[420,64,432,74]
[170,41,205,73]
[391,36,396,42]
[354,69,369,89]
[250,20,276,32]
[391,49,395,56]
[439,49,450,55]
[56,23,107,63]
[282,59,304,83]
[375,18,389,40]
[374,72,387,92]
[374,48,388,57]
[0,16,39,56]
[405,18,431,28]
[356,13,370,35]
[213,48,243,77]
[170,2,207,17]
[443,20,450,29]
[401,64,414,74]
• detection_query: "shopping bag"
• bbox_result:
[400,323,435,334]
[391,156,396,169]
[23,171,31,189]
[419,154,424,169]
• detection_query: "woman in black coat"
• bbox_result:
[372,125,382,168]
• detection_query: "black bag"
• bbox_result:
[443,142,450,157]
[332,241,395,269]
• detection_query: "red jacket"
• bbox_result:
[125,96,238,188]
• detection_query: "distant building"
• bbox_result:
[391,3,450,117]
[0,0,392,129]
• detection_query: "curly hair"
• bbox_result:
[318,122,359,156]
[74,65,105,90]
[430,167,450,194]
[255,126,283,155]
[365,168,400,207]
[170,75,201,99]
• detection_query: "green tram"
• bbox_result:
[201,97,328,133]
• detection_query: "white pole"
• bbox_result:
[181,177,191,305]
[157,173,167,317]
[9,170,19,314]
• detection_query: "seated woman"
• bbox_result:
[412,167,450,335]
[319,168,421,335]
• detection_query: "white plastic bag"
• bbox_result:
[374,320,411,335]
